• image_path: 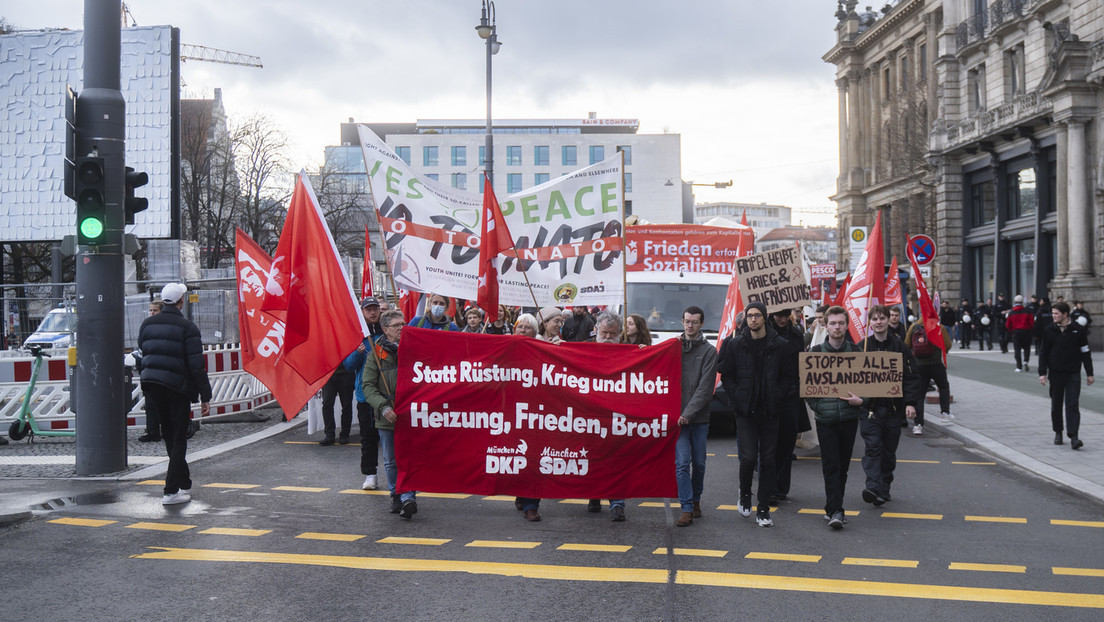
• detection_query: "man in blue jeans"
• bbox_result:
[674,305,718,527]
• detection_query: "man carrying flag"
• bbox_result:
[904,239,954,433]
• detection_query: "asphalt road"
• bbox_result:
[3,423,1103,621]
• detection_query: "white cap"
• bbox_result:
[161,283,188,304]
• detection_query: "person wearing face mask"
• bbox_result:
[408,293,459,331]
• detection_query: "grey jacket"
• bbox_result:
[679,333,718,425]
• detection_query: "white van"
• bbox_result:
[626,270,731,347]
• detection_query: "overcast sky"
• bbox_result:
[5,1,841,225]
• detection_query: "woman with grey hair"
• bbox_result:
[514,313,539,338]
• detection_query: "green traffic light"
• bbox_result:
[80,216,105,240]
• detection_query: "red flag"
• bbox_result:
[741,210,748,226]
[235,229,330,419]
[399,289,421,322]
[261,172,368,388]
[477,174,515,324]
[884,255,902,305]
[907,236,947,365]
[361,226,373,299]
[716,224,755,348]
[843,212,885,342]
[832,274,851,307]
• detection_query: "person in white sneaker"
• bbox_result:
[344,297,384,490]
[138,283,211,506]
[1038,302,1094,450]
[904,320,952,435]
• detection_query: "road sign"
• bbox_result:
[848,227,868,272]
[908,235,937,265]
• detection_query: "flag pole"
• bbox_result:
[620,149,629,342]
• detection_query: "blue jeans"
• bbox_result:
[675,423,709,512]
[378,428,415,502]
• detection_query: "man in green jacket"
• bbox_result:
[806,305,867,530]
[363,309,418,519]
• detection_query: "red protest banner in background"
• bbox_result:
[394,328,681,499]
[625,223,754,274]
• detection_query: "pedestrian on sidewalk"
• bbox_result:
[1006,295,1035,373]
[137,283,211,506]
[904,320,954,433]
[1038,302,1094,450]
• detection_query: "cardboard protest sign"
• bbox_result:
[799,351,904,398]
[734,247,812,313]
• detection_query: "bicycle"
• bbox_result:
[7,345,76,441]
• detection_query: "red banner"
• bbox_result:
[625,224,754,274]
[394,328,681,499]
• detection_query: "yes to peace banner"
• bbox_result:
[358,126,625,307]
[393,328,681,499]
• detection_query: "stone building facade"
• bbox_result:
[824,0,1103,343]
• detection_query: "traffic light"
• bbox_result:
[124,167,149,225]
[74,156,107,245]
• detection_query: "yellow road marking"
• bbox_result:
[378,536,451,546]
[638,502,679,508]
[655,548,727,558]
[746,552,821,563]
[558,543,632,553]
[199,527,271,537]
[417,493,471,499]
[842,557,919,568]
[718,505,775,512]
[726,453,739,457]
[482,495,516,501]
[949,562,1026,574]
[1054,567,1104,578]
[1051,519,1104,528]
[125,522,195,532]
[881,512,943,520]
[296,532,365,542]
[952,461,995,465]
[49,517,117,527]
[136,480,164,486]
[132,548,1104,608]
[558,499,590,505]
[466,540,541,549]
[798,508,860,517]
[706,453,716,457]
[271,486,329,493]
[202,483,259,489]
[797,456,821,460]
[898,459,940,464]
[338,489,390,496]
[283,441,320,444]
[965,515,1027,524]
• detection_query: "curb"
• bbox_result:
[0,510,32,527]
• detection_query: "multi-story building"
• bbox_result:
[757,226,840,266]
[824,0,1103,344]
[694,201,793,240]
[325,115,685,225]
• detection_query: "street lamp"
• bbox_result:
[476,0,501,189]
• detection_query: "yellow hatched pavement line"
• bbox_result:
[199,527,272,537]
[559,543,632,553]
[656,548,727,558]
[126,522,195,532]
[297,532,366,542]
[49,517,118,527]
[272,486,330,493]
[948,562,1026,574]
[1053,567,1104,578]
[132,548,1104,609]
[746,552,821,563]
[965,515,1027,524]
[842,557,919,568]
[1051,519,1104,528]
[378,537,451,546]
[466,540,541,549]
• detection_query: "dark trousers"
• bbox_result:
[816,418,858,516]
[1048,372,1082,439]
[860,407,903,497]
[1012,332,1032,369]
[773,396,801,496]
[998,325,1009,352]
[357,401,379,475]
[322,372,355,439]
[736,415,779,512]
[960,324,973,348]
[977,325,992,349]
[915,363,950,425]
[144,383,192,495]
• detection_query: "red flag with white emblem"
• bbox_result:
[884,255,902,305]
[843,211,885,342]
[477,173,516,324]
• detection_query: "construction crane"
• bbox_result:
[180,45,263,69]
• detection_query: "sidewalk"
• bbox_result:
[923,346,1104,505]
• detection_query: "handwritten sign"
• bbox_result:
[734,247,812,313]
[799,351,904,398]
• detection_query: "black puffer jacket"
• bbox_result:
[137,305,212,402]
[859,333,923,412]
[719,323,792,419]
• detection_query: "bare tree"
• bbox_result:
[0,17,16,34]
[311,154,376,257]
[233,113,292,256]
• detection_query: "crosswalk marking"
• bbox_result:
[49,517,117,527]
[949,562,1026,573]
[466,540,541,549]
[272,486,329,493]
[198,527,271,537]
[965,515,1027,524]
[881,512,943,520]
[842,557,919,568]
[1051,519,1104,528]
[746,552,821,563]
[558,543,632,553]
[378,536,450,546]
[657,547,727,558]
[125,522,195,532]
[296,532,365,542]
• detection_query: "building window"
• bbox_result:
[507,145,522,166]
[534,145,549,166]
[918,43,927,82]
[507,173,522,193]
[396,146,411,165]
[426,173,438,181]
[624,172,632,193]
[451,146,466,167]
[534,173,550,186]
[617,146,632,165]
[451,173,467,190]
[562,145,577,166]
[1004,44,1025,100]
[589,145,605,164]
[883,66,891,99]
[967,64,986,113]
[479,145,486,166]
[1010,237,1035,298]
[423,146,438,167]
[900,55,909,91]
[971,245,994,303]
[1007,166,1037,219]
[968,177,996,226]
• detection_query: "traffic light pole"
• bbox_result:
[74,0,127,475]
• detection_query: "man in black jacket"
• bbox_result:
[138,283,212,505]
[1038,302,1094,449]
[768,308,804,503]
[858,305,923,506]
[720,301,792,528]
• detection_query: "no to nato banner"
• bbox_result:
[358,126,625,307]
[394,328,681,499]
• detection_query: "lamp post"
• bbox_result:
[476,0,501,189]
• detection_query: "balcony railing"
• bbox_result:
[955,12,988,49]
[990,0,1024,29]
[942,91,1051,150]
